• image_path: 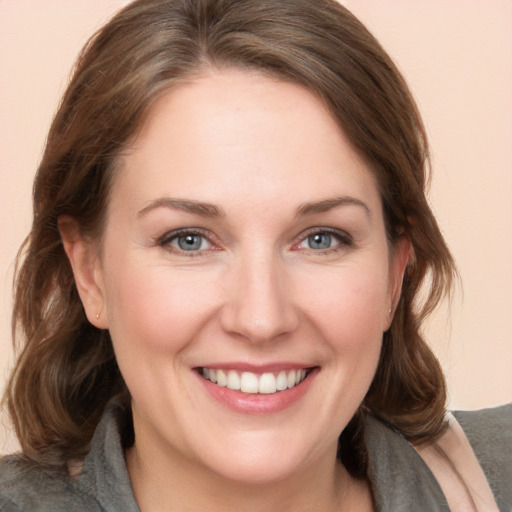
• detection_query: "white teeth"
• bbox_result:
[227,370,241,390]
[216,369,227,387]
[276,371,288,391]
[201,368,309,394]
[240,372,259,393]
[258,373,276,394]
[287,370,296,389]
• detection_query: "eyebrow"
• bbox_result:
[138,195,370,219]
[295,196,371,217]
[138,198,225,218]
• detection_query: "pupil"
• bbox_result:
[178,235,201,250]
[310,233,331,250]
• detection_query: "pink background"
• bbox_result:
[1,0,511,453]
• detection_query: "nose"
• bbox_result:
[219,250,299,344]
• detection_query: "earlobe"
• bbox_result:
[58,216,108,329]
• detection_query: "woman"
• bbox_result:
[0,0,510,510]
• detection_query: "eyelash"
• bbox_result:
[295,228,354,254]
[157,228,217,256]
[156,227,354,256]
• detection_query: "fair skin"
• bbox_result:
[61,68,409,511]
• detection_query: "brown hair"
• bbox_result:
[4,0,456,475]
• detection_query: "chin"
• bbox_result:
[205,452,308,486]
[191,428,328,486]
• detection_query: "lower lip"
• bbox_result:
[195,369,318,415]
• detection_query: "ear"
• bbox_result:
[386,234,412,329]
[58,215,108,329]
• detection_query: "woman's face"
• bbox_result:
[87,69,408,484]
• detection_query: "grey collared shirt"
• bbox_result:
[1,403,510,511]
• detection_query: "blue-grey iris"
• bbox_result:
[308,233,331,250]
[177,234,203,251]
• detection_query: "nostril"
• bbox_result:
[219,300,300,344]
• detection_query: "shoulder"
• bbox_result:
[453,404,512,472]
[0,455,98,512]
[453,403,512,447]
[0,400,137,512]
[0,456,29,512]
[453,403,512,510]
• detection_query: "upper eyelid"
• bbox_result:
[294,226,353,244]
[158,228,216,247]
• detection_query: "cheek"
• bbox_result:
[303,264,390,346]
[299,264,388,400]
[102,259,223,413]
[294,266,387,433]
[103,257,218,355]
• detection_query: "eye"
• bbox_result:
[159,230,213,253]
[296,229,352,252]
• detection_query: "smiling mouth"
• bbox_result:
[198,368,312,395]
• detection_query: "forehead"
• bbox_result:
[114,68,381,217]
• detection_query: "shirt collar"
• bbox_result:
[364,414,449,511]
